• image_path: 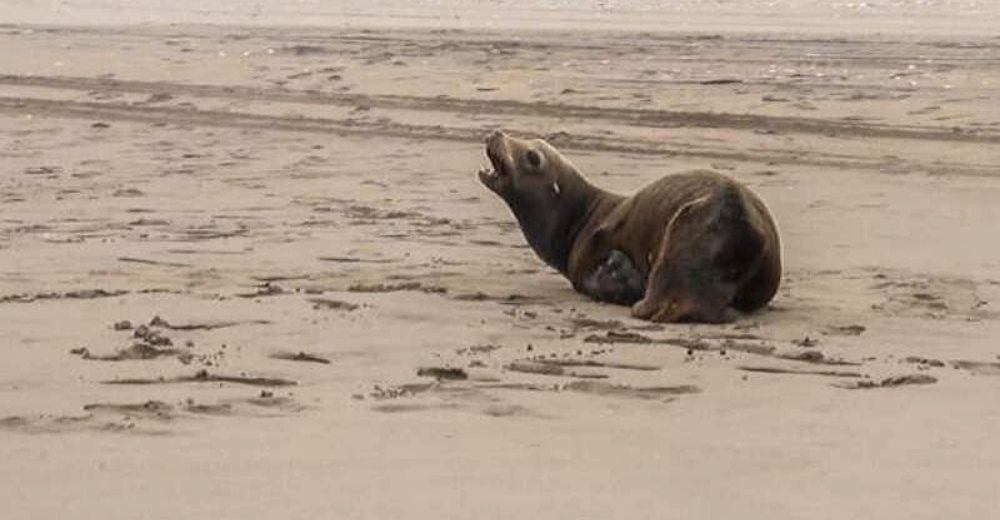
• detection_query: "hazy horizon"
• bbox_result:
[4,0,997,36]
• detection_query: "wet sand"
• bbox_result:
[1,4,1000,519]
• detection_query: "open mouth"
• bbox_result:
[478,137,509,189]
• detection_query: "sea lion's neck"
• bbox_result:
[509,171,621,274]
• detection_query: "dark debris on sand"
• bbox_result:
[103,370,297,387]
[417,366,469,381]
[270,351,332,365]
[834,374,937,389]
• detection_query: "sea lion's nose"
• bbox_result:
[487,130,506,144]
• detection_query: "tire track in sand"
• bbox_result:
[1,74,997,145]
[2,95,997,178]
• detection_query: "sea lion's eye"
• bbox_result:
[525,149,542,169]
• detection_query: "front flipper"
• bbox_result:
[580,250,646,305]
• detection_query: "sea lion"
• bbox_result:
[478,130,781,323]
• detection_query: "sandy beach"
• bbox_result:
[1,2,999,518]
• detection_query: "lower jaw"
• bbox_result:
[478,170,502,191]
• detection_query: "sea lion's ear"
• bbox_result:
[526,149,543,169]
[551,181,561,198]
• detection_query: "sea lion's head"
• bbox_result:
[479,130,572,202]
[478,131,587,271]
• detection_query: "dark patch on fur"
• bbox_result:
[581,249,646,304]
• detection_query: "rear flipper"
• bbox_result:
[581,249,646,305]
[632,183,765,323]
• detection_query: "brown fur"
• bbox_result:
[479,131,781,323]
